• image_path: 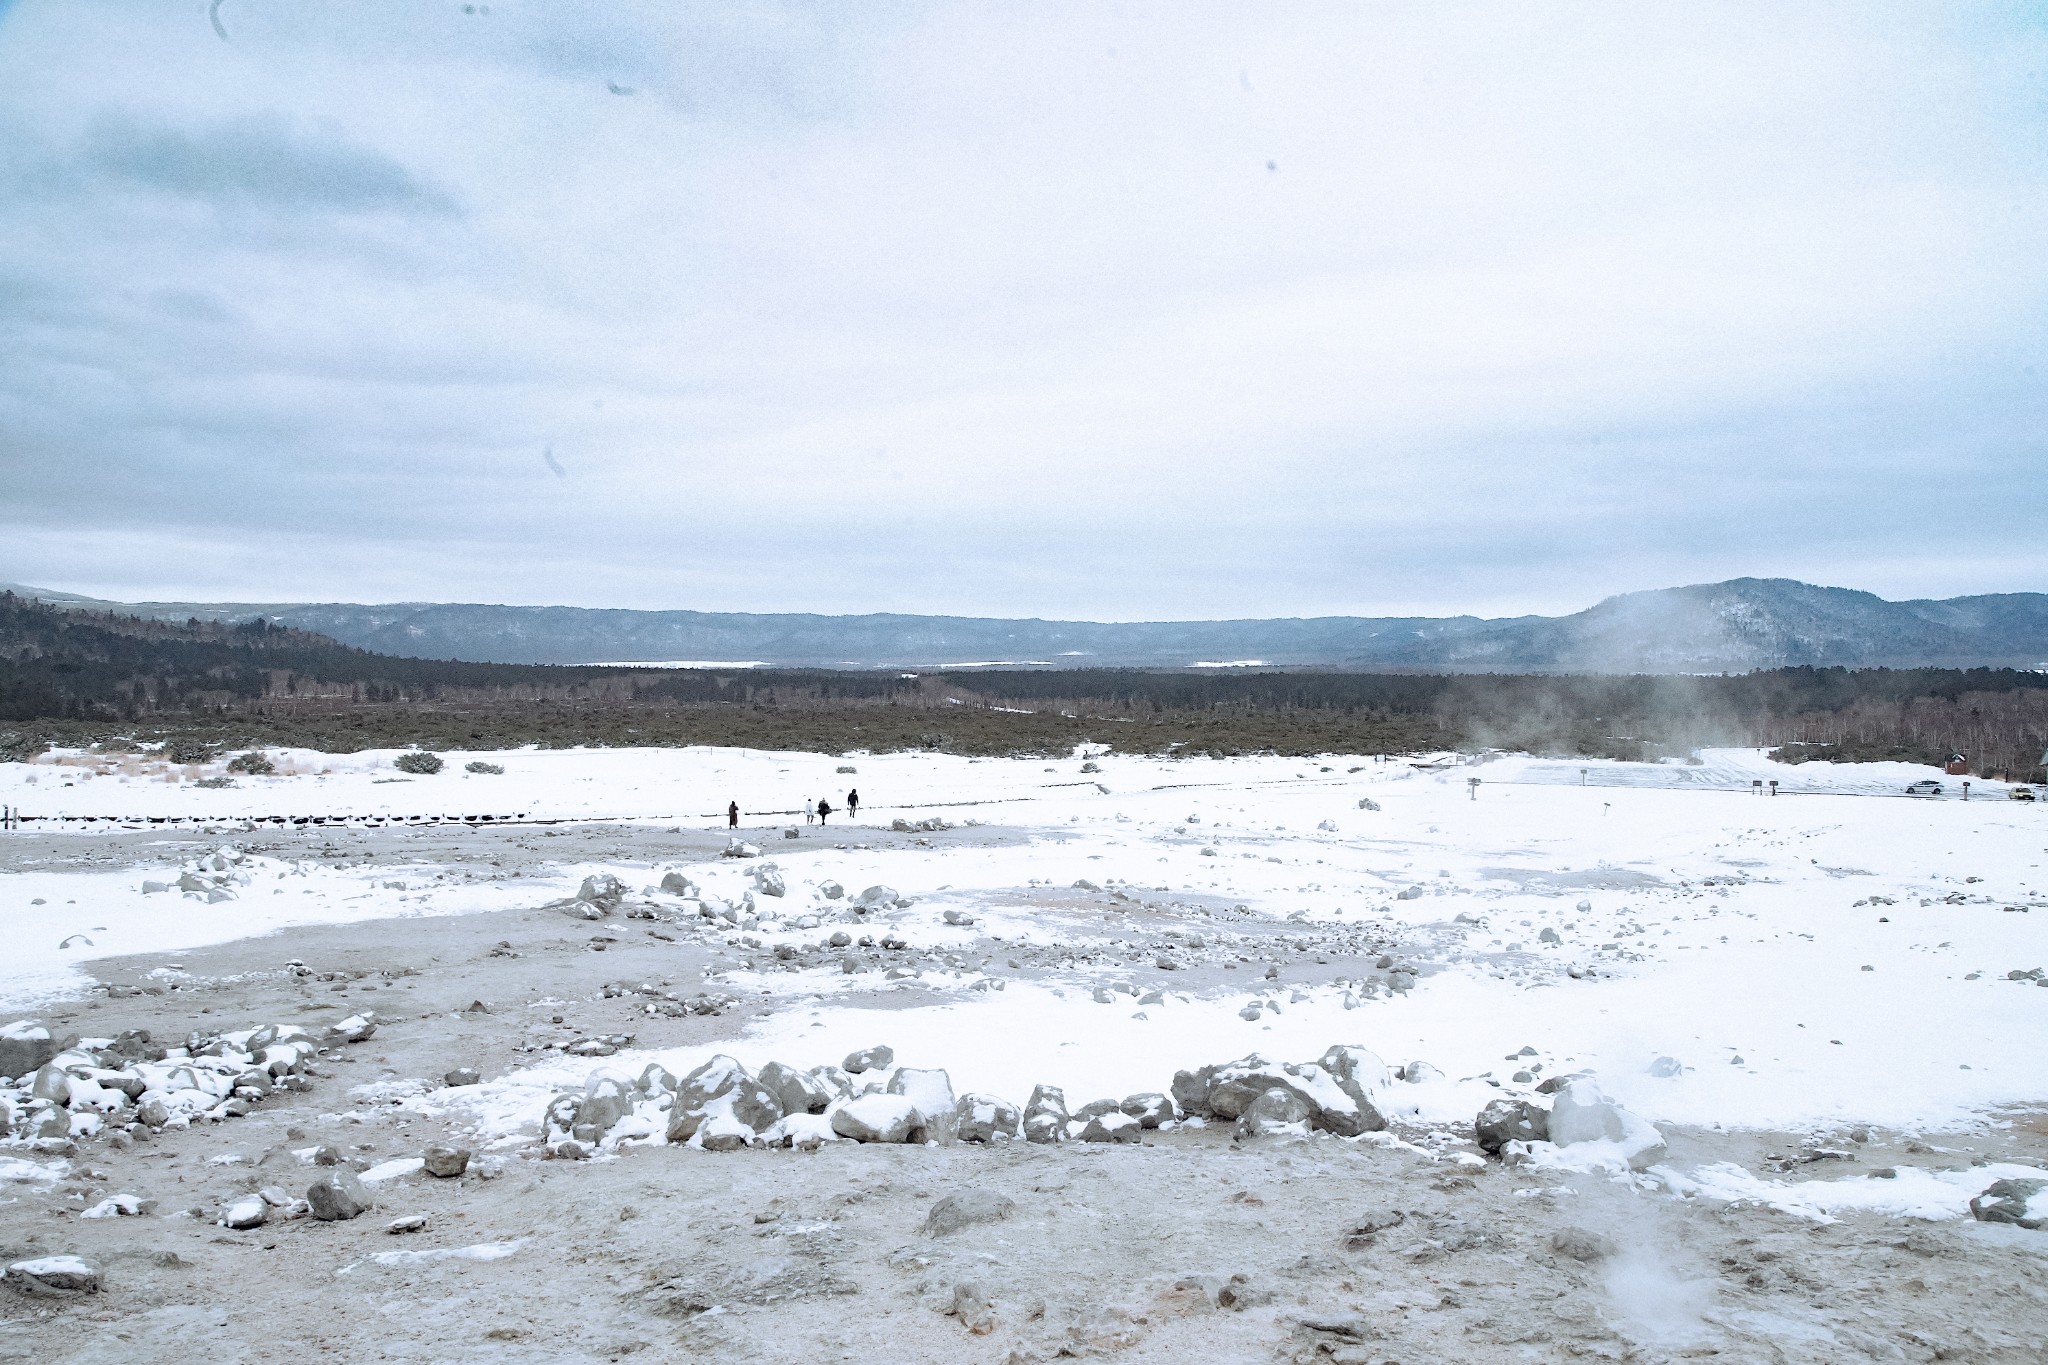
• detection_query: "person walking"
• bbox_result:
[804,798,815,826]
[847,788,860,819]
[816,797,832,825]
[727,800,739,829]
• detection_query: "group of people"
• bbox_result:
[726,788,859,829]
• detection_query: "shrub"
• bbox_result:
[836,765,858,774]
[394,751,444,775]
[193,776,235,789]
[1080,760,1101,773]
[165,737,217,765]
[226,751,275,775]
[0,731,46,764]
[465,761,504,775]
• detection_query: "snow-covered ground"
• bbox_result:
[4,744,2045,1139]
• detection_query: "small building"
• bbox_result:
[1943,753,1969,776]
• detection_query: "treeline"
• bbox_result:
[3,594,2045,774]
[927,667,2048,775]
[1764,687,2048,779]
[0,593,916,719]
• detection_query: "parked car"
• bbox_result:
[1905,779,1943,796]
[2011,786,2037,802]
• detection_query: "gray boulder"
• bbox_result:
[1536,1070,1592,1095]
[1208,1057,1372,1137]
[1171,1063,1223,1118]
[759,1060,833,1116]
[31,1064,69,1103]
[4,1255,100,1295]
[922,1188,1016,1236]
[1551,1227,1618,1262]
[659,871,698,897]
[1078,1111,1143,1143]
[829,1093,924,1143]
[665,1055,755,1143]
[326,1014,377,1044]
[577,873,626,909]
[1316,1045,1393,1132]
[422,1144,471,1178]
[950,1280,997,1335]
[886,1067,958,1143]
[577,1076,635,1135]
[1121,1093,1175,1128]
[854,885,904,909]
[1193,1054,1280,1118]
[818,880,844,899]
[751,865,787,898]
[842,1045,895,1074]
[1475,1098,1549,1153]
[0,1021,65,1081]
[1023,1084,1069,1144]
[1970,1178,2048,1229]
[1236,1086,1314,1139]
[307,1168,373,1221]
[695,1077,785,1152]
[809,1064,855,1101]
[443,1067,481,1088]
[220,1195,267,1230]
[954,1092,1021,1143]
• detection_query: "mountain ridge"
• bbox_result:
[4,577,2043,673]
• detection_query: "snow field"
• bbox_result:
[6,744,2046,1148]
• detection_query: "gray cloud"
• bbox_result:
[82,113,458,215]
[0,1,2042,619]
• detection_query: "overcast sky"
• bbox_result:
[0,1,2042,620]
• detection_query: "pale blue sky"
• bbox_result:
[1,1,2043,618]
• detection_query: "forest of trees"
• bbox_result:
[3,593,2044,777]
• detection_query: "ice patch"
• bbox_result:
[339,1238,529,1274]
[1657,1160,2048,1223]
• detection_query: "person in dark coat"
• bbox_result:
[727,801,739,829]
[816,797,832,825]
[847,788,860,818]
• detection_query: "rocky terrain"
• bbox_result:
[2,745,2046,1361]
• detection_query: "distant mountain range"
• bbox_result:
[6,578,2045,673]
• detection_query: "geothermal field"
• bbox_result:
[2,744,2045,1362]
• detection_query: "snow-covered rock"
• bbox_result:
[842,1045,894,1074]
[0,1020,64,1081]
[954,1092,1021,1143]
[1547,1077,1666,1170]
[829,1093,924,1143]
[1235,1086,1313,1139]
[886,1067,958,1143]
[1023,1084,1069,1144]
[5,1255,99,1295]
[1475,1098,1549,1153]
[1970,1178,2048,1229]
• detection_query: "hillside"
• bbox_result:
[6,578,2041,672]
